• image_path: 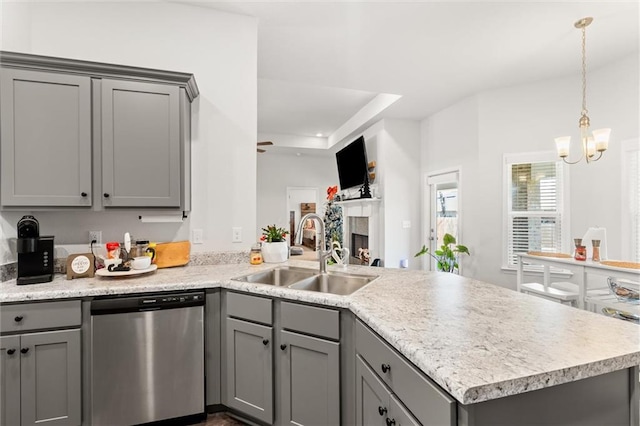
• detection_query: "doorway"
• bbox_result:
[286,187,319,245]
[424,168,461,271]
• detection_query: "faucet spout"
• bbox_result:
[296,213,332,274]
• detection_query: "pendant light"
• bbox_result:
[555,17,611,164]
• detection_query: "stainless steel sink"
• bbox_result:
[234,267,318,286]
[288,272,378,296]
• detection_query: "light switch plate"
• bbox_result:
[232,227,242,243]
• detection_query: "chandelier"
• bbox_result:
[555,17,611,164]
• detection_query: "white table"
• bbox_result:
[517,253,639,311]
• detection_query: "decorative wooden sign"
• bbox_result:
[66,253,95,280]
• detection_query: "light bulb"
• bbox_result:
[592,128,611,152]
[555,136,571,158]
[586,136,596,157]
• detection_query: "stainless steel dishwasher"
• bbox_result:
[91,291,205,425]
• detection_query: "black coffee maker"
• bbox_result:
[17,215,54,285]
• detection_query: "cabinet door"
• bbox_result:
[279,330,340,426]
[389,394,422,426]
[0,69,92,207]
[225,318,273,424]
[101,79,181,207]
[20,329,80,426]
[356,356,391,426]
[1,336,21,426]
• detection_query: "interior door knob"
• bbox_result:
[20,348,29,354]
[7,349,16,355]
[381,363,391,373]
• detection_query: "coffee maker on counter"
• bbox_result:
[17,215,54,285]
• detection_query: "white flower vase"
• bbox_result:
[262,241,289,263]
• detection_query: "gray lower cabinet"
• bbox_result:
[279,329,340,426]
[225,317,274,424]
[101,79,181,207]
[0,68,92,207]
[0,330,81,426]
[356,354,421,426]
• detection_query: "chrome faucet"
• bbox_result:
[295,213,331,274]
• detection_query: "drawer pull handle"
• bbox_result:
[20,348,29,354]
[7,349,16,355]
[263,339,269,346]
[386,418,396,426]
[280,344,287,351]
[381,363,391,373]
[103,193,110,198]
[81,192,88,197]
[14,316,23,322]
[378,406,387,416]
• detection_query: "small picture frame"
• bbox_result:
[66,253,95,280]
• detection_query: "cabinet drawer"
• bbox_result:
[281,301,339,340]
[1,300,81,333]
[226,292,272,325]
[356,320,456,426]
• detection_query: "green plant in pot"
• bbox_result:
[415,233,470,273]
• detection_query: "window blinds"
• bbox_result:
[507,161,563,266]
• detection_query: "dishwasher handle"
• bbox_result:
[91,291,205,315]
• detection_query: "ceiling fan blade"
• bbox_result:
[257,141,273,146]
[257,148,266,153]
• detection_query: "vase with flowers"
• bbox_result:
[260,225,289,263]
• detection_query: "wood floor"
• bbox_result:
[199,412,247,426]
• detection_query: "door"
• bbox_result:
[101,79,181,207]
[286,187,319,244]
[1,336,21,426]
[0,69,92,207]
[20,329,80,426]
[225,318,273,423]
[279,330,340,426]
[425,169,461,271]
[389,394,421,426]
[355,356,390,426]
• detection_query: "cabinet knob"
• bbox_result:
[378,406,387,416]
[386,418,396,426]
[7,349,16,355]
[263,339,269,346]
[280,344,287,351]
[381,363,391,373]
[81,192,88,197]
[14,316,23,323]
[20,348,29,354]
[103,193,110,198]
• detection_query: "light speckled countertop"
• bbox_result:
[1,259,639,405]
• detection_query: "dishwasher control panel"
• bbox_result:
[92,291,205,315]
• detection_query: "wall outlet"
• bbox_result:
[89,230,102,245]
[232,227,242,243]
[192,229,204,244]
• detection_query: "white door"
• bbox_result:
[286,187,319,244]
[424,169,461,271]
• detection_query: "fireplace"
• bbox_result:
[349,217,369,264]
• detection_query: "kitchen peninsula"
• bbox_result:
[1,259,639,426]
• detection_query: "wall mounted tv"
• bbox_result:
[336,136,368,191]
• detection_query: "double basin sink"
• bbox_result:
[233,266,378,296]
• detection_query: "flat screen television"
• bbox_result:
[336,136,368,191]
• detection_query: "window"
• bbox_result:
[622,142,640,262]
[503,152,568,268]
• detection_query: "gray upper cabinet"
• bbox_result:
[0,51,198,211]
[101,79,181,207]
[0,69,92,207]
[279,329,340,426]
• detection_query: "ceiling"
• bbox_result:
[188,1,639,154]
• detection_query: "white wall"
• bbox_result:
[421,54,640,288]
[0,2,257,263]
[257,152,337,243]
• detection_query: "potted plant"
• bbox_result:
[260,225,289,263]
[415,233,470,273]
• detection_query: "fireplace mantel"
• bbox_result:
[335,198,381,217]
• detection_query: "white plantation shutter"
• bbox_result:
[506,159,565,267]
[630,150,640,262]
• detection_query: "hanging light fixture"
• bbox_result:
[555,17,611,164]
